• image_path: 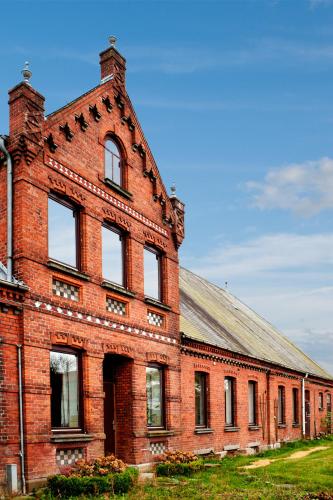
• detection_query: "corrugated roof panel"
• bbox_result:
[180,267,332,380]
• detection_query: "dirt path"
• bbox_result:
[242,446,329,469]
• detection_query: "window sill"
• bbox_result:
[248,425,261,431]
[50,433,94,443]
[102,280,136,298]
[47,260,90,281]
[292,423,301,428]
[147,429,176,437]
[278,424,287,429]
[224,426,240,432]
[104,177,133,200]
[194,428,213,435]
[144,297,171,311]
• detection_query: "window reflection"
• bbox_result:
[105,139,121,186]
[144,247,160,300]
[50,351,79,429]
[48,197,78,268]
[102,226,124,286]
[146,366,163,427]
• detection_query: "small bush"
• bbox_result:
[70,454,127,477]
[47,466,138,497]
[156,459,204,477]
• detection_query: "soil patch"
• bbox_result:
[242,446,329,470]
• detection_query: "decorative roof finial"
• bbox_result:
[109,36,117,48]
[170,183,177,197]
[21,61,32,85]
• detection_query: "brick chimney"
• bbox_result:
[99,36,126,89]
[8,62,45,165]
[170,185,185,249]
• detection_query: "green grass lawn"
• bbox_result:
[125,437,333,500]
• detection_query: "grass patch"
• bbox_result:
[126,436,333,500]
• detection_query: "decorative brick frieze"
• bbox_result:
[106,296,126,316]
[45,155,168,237]
[56,448,83,466]
[147,310,164,328]
[52,278,79,301]
[149,442,166,455]
[34,300,177,345]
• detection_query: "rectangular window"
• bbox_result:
[195,372,207,427]
[50,350,80,429]
[278,386,285,425]
[225,377,236,427]
[292,388,299,424]
[144,246,161,300]
[48,195,79,268]
[319,392,324,410]
[146,365,164,428]
[248,381,257,425]
[102,225,124,286]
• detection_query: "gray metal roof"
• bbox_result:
[180,267,332,380]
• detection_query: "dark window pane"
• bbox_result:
[225,377,234,426]
[50,351,79,428]
[278,386,285,424]
[144,247,160,300]
[248,382,256,425]
[146,366,163,427]
[195,372,206,427]
[102,226,124,286]
[293,388,299,424]
[48,197,77,267]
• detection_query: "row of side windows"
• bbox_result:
[49,353,332,433]
[195,373,258,429]
[48,194,163,301]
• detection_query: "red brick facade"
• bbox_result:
[0,42,332,493]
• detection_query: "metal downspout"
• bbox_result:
[266,369,271,446]
[0,136,13,282]
[302,373,309,437]
[17,344,26,494]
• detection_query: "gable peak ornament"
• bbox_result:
[109,36,117,48]
[21,61,32,85]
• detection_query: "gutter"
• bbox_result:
[0,136,13,282]
[302,373,309,437]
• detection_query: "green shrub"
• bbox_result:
[47,467,138,497]
[156,459,204,477]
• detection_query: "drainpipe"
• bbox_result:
[0,136,13,282]
[302,373,309,438]
[266,370,271,446]
[17,344,26,494]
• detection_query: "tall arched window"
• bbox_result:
[105,138,121,186]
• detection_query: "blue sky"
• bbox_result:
[1,0,333,374]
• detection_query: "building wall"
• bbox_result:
[180,343,333,455]
[0,43,332,494]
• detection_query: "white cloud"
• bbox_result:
[309,0,333,9]
[184,232,333,374]
[247,157,333,216]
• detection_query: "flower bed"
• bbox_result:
[47,455,138,497]
[155,450,205,477]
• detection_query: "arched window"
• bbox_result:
[105,138,121,186]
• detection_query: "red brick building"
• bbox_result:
[0,40,332,494]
